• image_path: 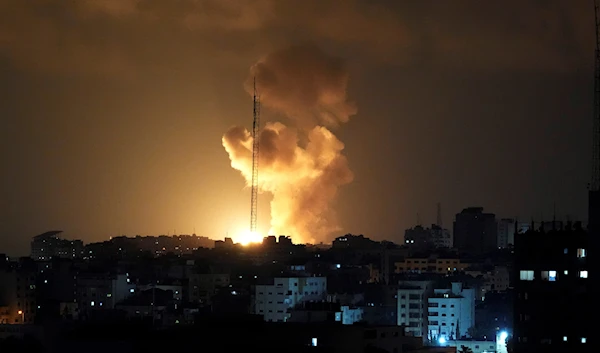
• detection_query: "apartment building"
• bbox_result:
[255,277,327,322]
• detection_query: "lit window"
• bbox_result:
[312,338,318,347]
[541,271,557,281]
[564,248,568,254]
[563,336,567,342]
[582,337,587,343]
[91,301,95,307]
[579,271,588,278]
[130,288,135,293]
[577,249,586,258]
[519,270,534,281]
[564,270,568,275]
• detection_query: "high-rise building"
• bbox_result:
[453,207,497,256]
[255,277,327,322]
[497,218,516,249]
[513,224,593,352]
[30,231,83,261]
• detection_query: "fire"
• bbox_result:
[222,44,356,244]
[233,229,262,246]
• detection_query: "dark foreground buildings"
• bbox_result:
[513,222,594,352]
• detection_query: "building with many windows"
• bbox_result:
[254,277,327,322]
[427,282,475,343]
[397,281,434,341]
[513,224,593,352]
[30,231,83,261]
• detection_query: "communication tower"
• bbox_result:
[251,78,261,233]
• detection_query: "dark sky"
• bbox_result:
[0,0,595,255]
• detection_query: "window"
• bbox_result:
[563,336,567,342]
[541,271,557,281]
[520,270,534,281]
[579,271,588,279]
[564,270,568,275]
[582,338,587,343]
[577,248,586,258]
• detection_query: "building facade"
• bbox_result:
[397,280,434,340]
[497,218,515,249]
[255,277,327,322]
[513,225,594,352]
[427,282,475,342]
[453,207,497,255]
[31,231,83,261]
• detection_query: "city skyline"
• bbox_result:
[1,1,595,255]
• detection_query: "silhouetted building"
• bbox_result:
[30,231,83,261]
[0,260,36,324]
[513,225,593,352]
[404,225,452,250]
[453,208,497,256]
[496,218,515,249]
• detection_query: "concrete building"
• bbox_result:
[76,273,135,313]
[453,208,497,256]
[188,273,230,304]
[394,257,469,275]
[404,225,452,250]
[496,219,515,249]
[513,224,594,352]
[0,266,36,324]
[397,281,434,340]
[446,339,498,353]
[288,301,363,325]
[255,277,327,322]
[427,282,475,342]
[30,231,83,261]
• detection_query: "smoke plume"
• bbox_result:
[222,44,356,244]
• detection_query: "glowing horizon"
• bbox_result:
[232,229,263,246]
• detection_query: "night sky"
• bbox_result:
[0,0,595,255]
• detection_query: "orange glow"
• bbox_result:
[17,310,22,315]
[233,229,262,246]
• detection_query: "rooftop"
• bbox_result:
[33,230,63,240]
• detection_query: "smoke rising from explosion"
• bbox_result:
[222,44,356,244]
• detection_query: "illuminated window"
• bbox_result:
[563,336,567,342]
[519,270,534,281]
[579,271,588,279]
[311,338,318,347]
[541,271,557,281]
[582,338,587,343]
[564,270,568,275]
[577,249,586,258]
[91,301,95,307]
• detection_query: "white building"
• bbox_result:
[448,340,498,353]
[341,306,363,325]
[255,277,327,322]
[397,281,434,340]
[427,282,475,342]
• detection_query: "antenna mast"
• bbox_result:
[250,77,261,233]
[592,0,600,190]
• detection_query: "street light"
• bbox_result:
[17,310,24,323]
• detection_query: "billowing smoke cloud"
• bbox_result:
[222,44,356,244]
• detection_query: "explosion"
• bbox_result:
[222,44,356,244]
